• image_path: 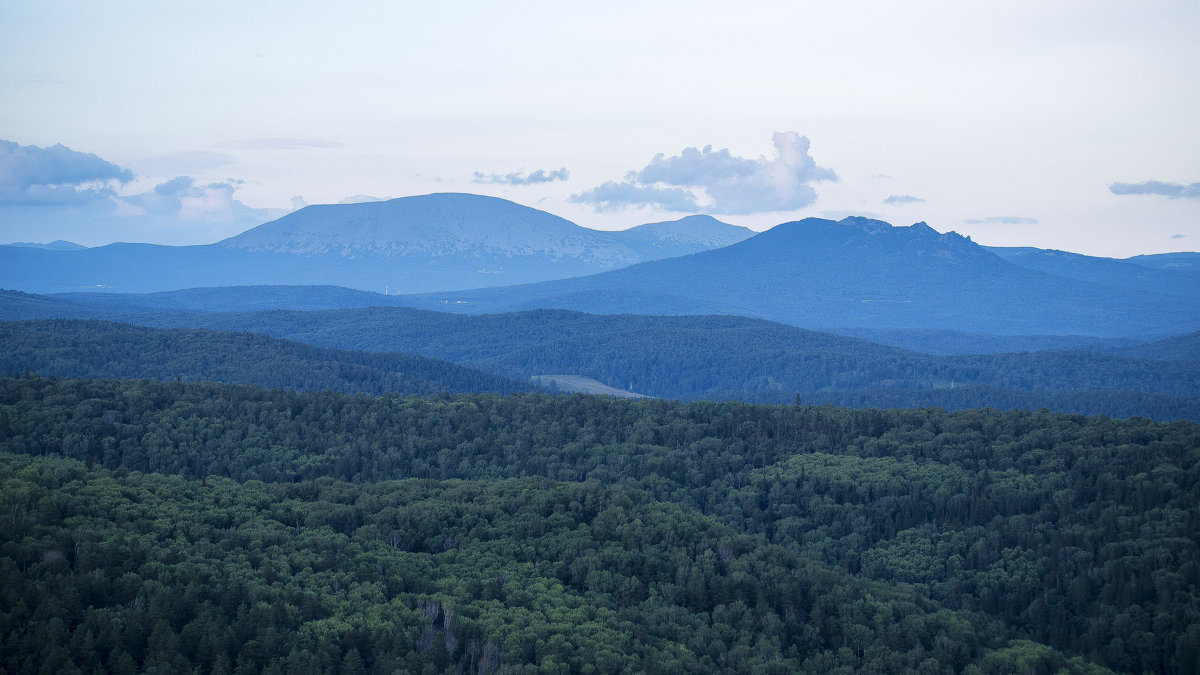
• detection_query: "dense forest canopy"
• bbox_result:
[2,375,1197,673]
[0,319,532,397]
[2,317,1197,421]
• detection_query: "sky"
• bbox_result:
[1,0,1197,257]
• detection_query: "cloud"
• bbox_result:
[1109,180,1200,199]
[572,132,836,214]
[1171,234,1187,239]
[116,176,277,225]
[568,181,700,212]
[963,216,1039,225]
[0,139,133,205]
[884,194,924,205]
[291,196,309,210]
[339,194,385,204]
[472,167,570,185]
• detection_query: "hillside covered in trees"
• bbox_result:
[3,312,1196,421]
[0,320,532,397]
[2,376,1197,673]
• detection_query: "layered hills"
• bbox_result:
[3,296,1197,420]
[399,217,1200,337]
[2,194,1194,339]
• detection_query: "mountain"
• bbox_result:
[610,214,754,258]
[1124,251,1200,271]
[3,239,86,250]
[394,217,1200,337]
[0,193,748,294]
[221,192,641,267]
[985,245,1200,294]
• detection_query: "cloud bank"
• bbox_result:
[884,194,925,205]
[1109,180,1200,199]
[571,132,836,214]
[0,140,284,245]
[569,181,700,212]
[0,139,133,205]
[472,167,570,185]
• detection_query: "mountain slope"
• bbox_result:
[985,245,1200,293]
[609,214,754,258]
[221,192,640,266]
[396,217,1200,337]
[0,194,750,294]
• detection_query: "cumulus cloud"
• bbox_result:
[0,139,133,205]
[571,132,836,214]
[568,181,700,212]
[472,167,570,185]
[0,141,287,244]
[884,194,925,205]
[1109,180,1200,199]
[117,176,273,225]
[963,216,1039,225]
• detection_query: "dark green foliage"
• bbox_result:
[132,307,1200,420]
[0,319,532,396]
[4,295,1199,420]
[2,376,1198,672]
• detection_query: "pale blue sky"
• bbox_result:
[1,0,1197,256]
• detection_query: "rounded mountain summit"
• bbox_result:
[219,193,752,267]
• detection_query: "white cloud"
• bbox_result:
[473,167,569,185]
[884,194,925,205]
[572,132,836,214]
[569,180,700,212]
[1109,180,1200,199]
[0,139,133,205]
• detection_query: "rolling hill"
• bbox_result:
[0,319,533,396]
[4,292,1193,419]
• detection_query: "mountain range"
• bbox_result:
[3,192,1197,339]
[0,193,752,294]
[396,217,1200,337]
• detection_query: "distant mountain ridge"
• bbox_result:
[3,240,86,251]
[394,216,1200,337]
[220,193,639,266]
[0,193,750,294]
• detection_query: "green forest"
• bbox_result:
[3,317,1198,421]
[2,375,1197,673]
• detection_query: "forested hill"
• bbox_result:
[121,308,1200,421]
[1,376,1197,673]
[4,297,1199,420]
[0,319,532,396]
